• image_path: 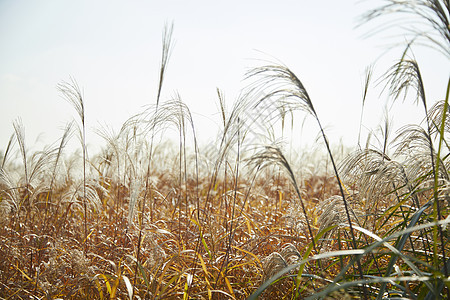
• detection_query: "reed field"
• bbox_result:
[1,1,449,299]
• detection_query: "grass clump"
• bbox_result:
[1,1,449,299]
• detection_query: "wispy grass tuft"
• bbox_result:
[58,77,89,252]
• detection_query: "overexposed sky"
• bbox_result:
[0,0,448,153]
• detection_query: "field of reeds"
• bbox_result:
[1,1,449,299]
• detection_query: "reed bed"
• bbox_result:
[1,1,449,299]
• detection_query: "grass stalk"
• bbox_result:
[133,22,174,295]
[58,78,88,252]
[43,121,73,232]
[247,64,367,296]
[431,77,450,297]
[12,119,29,227]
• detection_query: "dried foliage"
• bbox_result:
[1,2,450,299]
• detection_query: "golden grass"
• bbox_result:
[1,2,449,298]
[0,157,342,299]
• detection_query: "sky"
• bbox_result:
[0,0,449,154]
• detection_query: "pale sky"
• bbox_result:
[1,0,448,153]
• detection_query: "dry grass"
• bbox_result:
[1,1,449,299]
[0,137,339,299]
[1,93,448,299]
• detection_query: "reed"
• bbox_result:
[0,1,448,298]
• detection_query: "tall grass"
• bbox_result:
[249,1,449,298]
[58,78,88,251]
[0,1,449,299]
[133,22,174,293]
